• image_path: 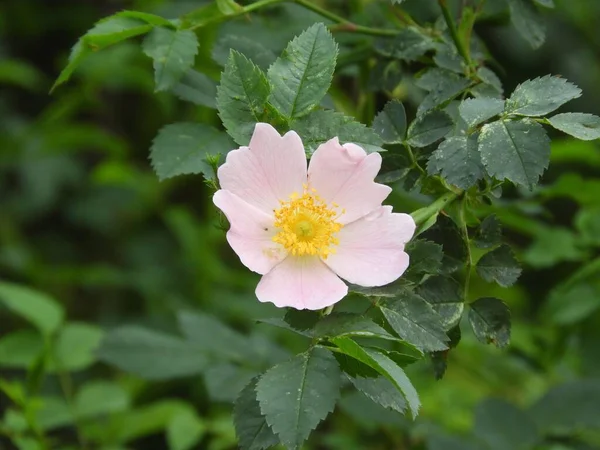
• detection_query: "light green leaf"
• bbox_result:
[313,313,399,341]
[54,322,103,371]
[476,245,522,287]
[427,135,484,189]
[171,69,216,108]
[331,337,420,418]
[533,0,554,6]
[0,282,64,336]
[348,375,406,414]
[217,50,270,145]
[545,283,600,325]
[205,363,256,402]
[576,207,600,246]
[142,27,199,91]
[0,330,43,368]
[416,276,464,330]
[474,215,502,249]
[372,100,407,144]
[522,227,584,268]
[479,119,550,188]
[256,347,340,449]
[268,23,338,120]
[469,297,511,347]
[85,16,153,49]
[112,10,175,28]
[406,110,453,148]
[508,0,546,49]
[292,109,384,154]
[150,122,233,181]
[234,378,279,450]
[167,409,206,450]
[548,113,600,141]
[215,0,244,15]
[459,97,505,128]
[474,399,539,450]
[379,288,449,352]
[75,381,130,418]
[96,326,208,380]
[505,76,582,117]
[51,40,89,91]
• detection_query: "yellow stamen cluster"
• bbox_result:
[272,186,342,259]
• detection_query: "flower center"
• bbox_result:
[272,187,343,259]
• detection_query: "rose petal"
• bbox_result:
[214,190,286,275]
[256,256,348,310]
[307,138,392,224]
[324,206,416,286]
[217,123,307,214]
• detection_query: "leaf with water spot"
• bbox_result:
[505,75,581,117]
[548,113,600,141]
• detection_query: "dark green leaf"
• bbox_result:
[508,0,546,49]
[372,100,407,144]
[375,27,435,61]
[427,135,484,189]
[331,337,420,417]
[217,50,270,145]
[268,23,338,120]
[473,67,503,98]
[292,109,384,154]
[406,110,453,147]
[348,375,406,414]
[314,313,399,341]
[505,76,582,117]
[428,434,484,450]
[142,27,199,91]
[379,289,449,352]
[479,119,551,189]
[416,276,464,330]
[533,0,554,7]
[476,245,522,287]
[421,215,467,273]
[205,363,256,402]
[417,72,470,116]
[96,326,208,380]
[474,399,539,450]
[234,378,279,450]
[576,207,600,246]
[212,34,277,70]
[474,215,502,249]
[0,282,64,336]
[256,347,340,449]
[469,297,511,347]
[431,324,461,380]
[150,122,233,181]
[405,240,443,276]
[284,309,320,332]
[171,69,217,108]
[459,97,505,128]
[548,113,600,141]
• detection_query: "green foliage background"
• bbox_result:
[1,0,600,449]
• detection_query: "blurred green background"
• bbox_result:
[1,0,600,449]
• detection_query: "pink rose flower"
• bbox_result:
[213,123,416,310]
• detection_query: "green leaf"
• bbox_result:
[313,313,399,341]
[84,16,153,49]
[216,0,244,15]
[150,123,233,181]
[75,381,130,418]
[379,289,449,352]
[576,207,600,246]
[177,311,259,363]
[167,409,205,450]
[421,215,467,273]
[468,297,511,347]
[427,135,484,190]
[331,337,420,418]
[405,240,443,276]
[375,27,435,61]
[213,35,277,70]
[508,0,546,49]
[234,378,279,450]
[292,109,384,154]
[348,375,406,414]
[112,10,175,28]
[416,276,464,330]
[533,0,554,7]
[96,326,208,379]
[522,227,584,268]
[256,347,340,449]
[284,309,321,332]
[545,283,600,325]
[479,119,550,189]
[505,76,582,117]
[142,27,199,91]
[406,110,453,148]
[476,245,522,287]
[0,330,43,368]
[372,100,407,144]
[268,23,338,120]
[474,399,539,450]
[458,97,505,128]
[217,50,270,146]
[474,215,502,249]
[51,41,89,92]
[417,72,470,116]
[474,67,503,97]
[0,282,64,336]
[548,113,600,141]
[171,69,217,108]
[54,322,103,371]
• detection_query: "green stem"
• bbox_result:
[411,192,459,227]
[437,0,471,66]
[406,144,426,175]
[458,196,473,302]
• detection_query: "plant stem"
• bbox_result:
[437,0,471,66]
[406,144,426,175]
[458,196,473,302]
[411,191,459,227]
